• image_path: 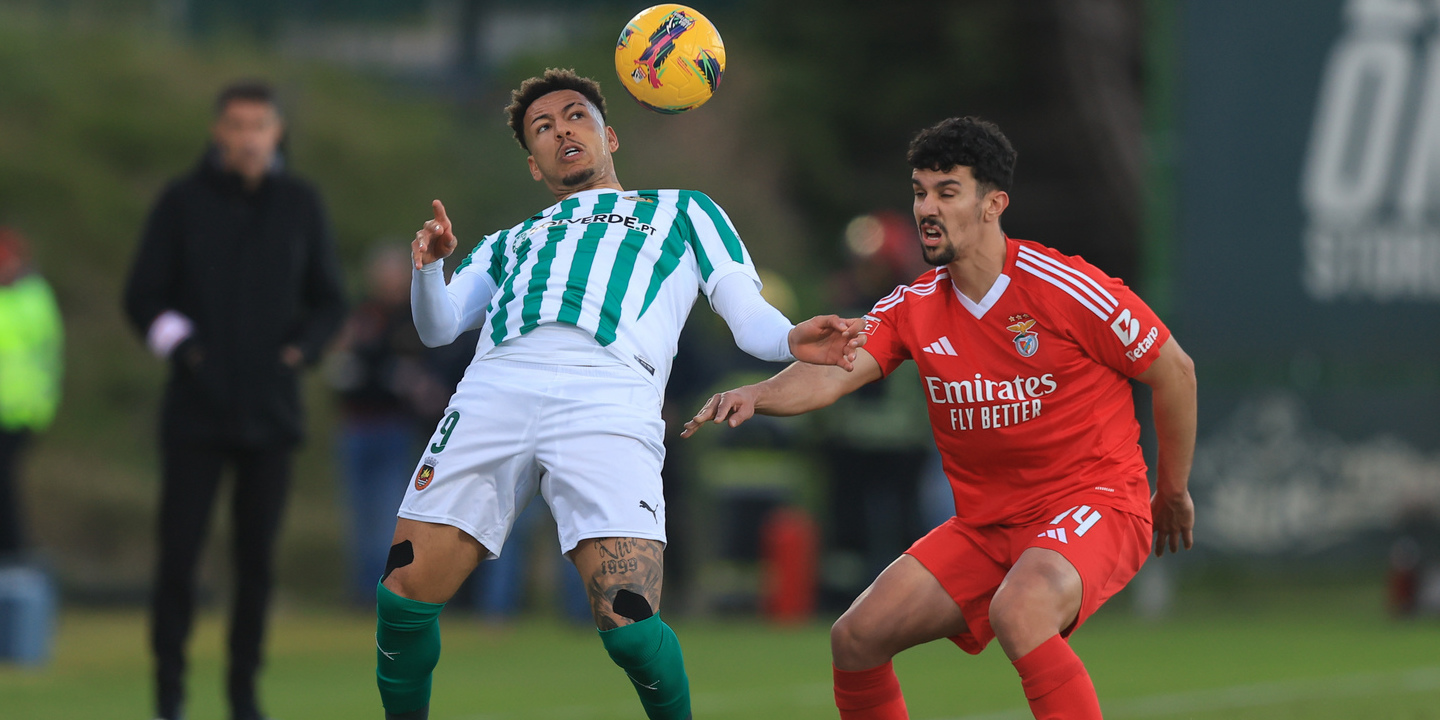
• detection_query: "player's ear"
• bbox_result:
[606,125,619,153]
[527,155,543,182]
[985,190,1009,222]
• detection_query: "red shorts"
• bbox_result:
[906,498,1152,655]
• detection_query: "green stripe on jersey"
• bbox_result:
[490,200,577,344]
[521,194,617,333]
[639,193,692,318]
[555,201,606,326]
[688,191,745,263]
[490,217,544,286]
[486,231,510,285]
[453,229,508,281]
[595,198,662,345]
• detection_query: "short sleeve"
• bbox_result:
[1059,261,1171,377]
[453,229,510,286]
[860,286,913,377]
[681,191,761,296]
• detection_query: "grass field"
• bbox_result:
[2,583,1438,719]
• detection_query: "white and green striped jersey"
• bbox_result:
[453,188,761,386]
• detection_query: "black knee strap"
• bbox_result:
[612,589,654,622]
[382,540,414,582]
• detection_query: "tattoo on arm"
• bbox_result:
[582,538,664,630]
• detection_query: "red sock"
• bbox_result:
[1011,635,1102,720]
[833,661,908,720]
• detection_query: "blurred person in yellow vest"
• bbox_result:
[0,226,63,561]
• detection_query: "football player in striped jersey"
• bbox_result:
[685,116,1197,720]
[371,68,865,720]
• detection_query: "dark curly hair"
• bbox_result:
[906,116,1017,194]
[505,68,609,151]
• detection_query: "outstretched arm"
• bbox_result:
[1136,337,1198,556]
[681,349,884,438]
[708,272,866,370]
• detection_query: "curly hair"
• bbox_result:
[505,68,609,151]
[906,116,1017,193]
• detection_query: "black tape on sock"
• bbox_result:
[382,541,414,582]
[612,589,654,622]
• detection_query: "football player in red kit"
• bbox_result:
[683,116,1196,720]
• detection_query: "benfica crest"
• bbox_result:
[1006,315,1039,357]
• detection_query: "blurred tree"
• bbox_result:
[181,0,428,38]
[736,0,1144,281]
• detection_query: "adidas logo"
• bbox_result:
[922,336,958,356]
[1038,527,1069,544]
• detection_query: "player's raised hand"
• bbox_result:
[680,386,758,438]
[412,199,458,270]
[1151,488,1195,557]
[788,315,868,371]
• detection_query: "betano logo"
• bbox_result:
[1302,0,1440,300]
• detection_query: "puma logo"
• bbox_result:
[638,500,658,523]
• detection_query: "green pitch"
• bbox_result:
[2,584,1438,719]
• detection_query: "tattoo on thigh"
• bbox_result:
[585,538,663,630]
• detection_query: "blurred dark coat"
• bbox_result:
[123,151,346,446]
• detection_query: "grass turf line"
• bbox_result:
[3,586,1440,719]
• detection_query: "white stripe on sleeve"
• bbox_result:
[1015,259,1110,320]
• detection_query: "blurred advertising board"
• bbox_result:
[1176,0,1440,553]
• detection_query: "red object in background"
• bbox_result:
[1389,537,1421,617]
[761,507,818,623]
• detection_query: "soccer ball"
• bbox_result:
[614,4,726,114]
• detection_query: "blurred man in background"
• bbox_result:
[123,80,346,720]
[0,227,63,561]
[687,117,1196,720]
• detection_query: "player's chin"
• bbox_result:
[560,166,597,187]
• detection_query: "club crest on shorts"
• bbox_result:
[414,459,437,491]
[1006,315,1039,357]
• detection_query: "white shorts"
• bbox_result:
[397,357,667,558]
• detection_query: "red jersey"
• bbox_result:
[862,237,1169,527]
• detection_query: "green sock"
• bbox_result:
[599,614,692,720]
[375,581,445,715]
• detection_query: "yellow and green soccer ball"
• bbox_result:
[615,4,726,114]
